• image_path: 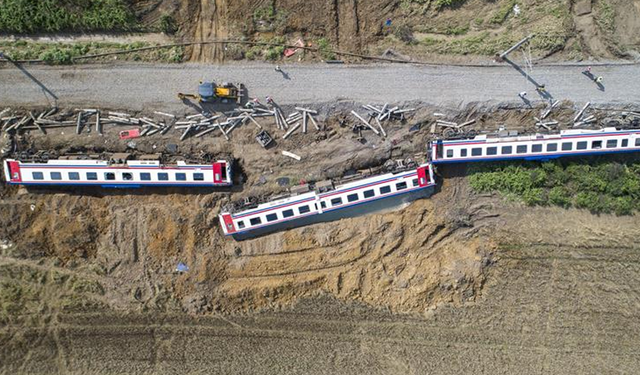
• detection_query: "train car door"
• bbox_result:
[436,140,444,160]
[7,161,21,183]
[417,165,431,187]
[220,214,236,234]
[213,163,223,183]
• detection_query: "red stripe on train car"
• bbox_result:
[220,213,236,234]
[8,161,22,182]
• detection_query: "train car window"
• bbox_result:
[68,172,80,180]
[501,146,513,154]
[50,172,62,180]
[220,165,227,180]
[321,201,327,209]
[471,148,482,156]
[347,193,359,202]
[266,213,278,222]
[299,205,311,214]
[532,144,543,153]
[193,173,204,181]
[140,173,151,181]
[412,178,419,186]
[606,140,617,148]
[635,138,640,146]
[576,141,588,150]
[364,189,375,198]
[158,173,169,181]
[562,142,573,151]
[460,149,468,157]
[123,173,133,181]
[283,209,294,218]
[330,197,343,206]
[87,172,98,180]
[547,143,558,152]
[380,186,391,194]
[446,149,454,158]
[237,221,245,229]
[105,172,116,180]
[622,139,629,147]
[517,145,527,154]
[591,140,602,149]
[176,173,186,181]
[32,172,44,180]
[396,182,408,190]
[487,147,497,156]
[249,217,262,226]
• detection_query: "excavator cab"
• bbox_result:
[198,82,216,102]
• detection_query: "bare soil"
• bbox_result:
[150,0,640,62]
[2,162,640,373]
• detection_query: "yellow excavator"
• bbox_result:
[178,81,245,104]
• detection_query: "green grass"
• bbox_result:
[0,0,138,33]
[595,0,615,35]
[317,38,336,60]
[434,0,468,9]
[490,0,517,25]
[419,32,515,55]
[0,40,184,65]
[468,158,640,215]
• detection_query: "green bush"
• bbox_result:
[522,188,546,206]
[0,0,138,33]
[548,186,571,208]
[393,25,415,44]
[40,47,74,65]
[158,14,177,34]
[490,0,517,25]
[434,0,468,9]
[316,38,336,60]
[469,159,640,215]
[265,45,285,61]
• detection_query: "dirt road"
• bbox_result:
[1,62,639,110]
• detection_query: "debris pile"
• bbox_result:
[431,114,477,139]
[350,103,416,138]
[534,100,560,130]
[572,102,596,128]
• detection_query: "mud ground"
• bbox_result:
[2,172,640,373]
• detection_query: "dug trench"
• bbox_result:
[2,102,640,372]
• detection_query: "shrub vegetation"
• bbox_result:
[0,0,138,33]
[468,157,640,215]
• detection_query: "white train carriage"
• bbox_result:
[2,153,232,188]
[219,163,435,239]
[430,127,640,164]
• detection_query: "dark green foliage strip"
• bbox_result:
[468,157,640,215]
[0,0,137,33]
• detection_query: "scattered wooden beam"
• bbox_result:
[351,110,380,135]
[282,150,301,161]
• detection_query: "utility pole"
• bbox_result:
[497,34,535,61]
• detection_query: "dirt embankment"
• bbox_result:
[144,0,640,62]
